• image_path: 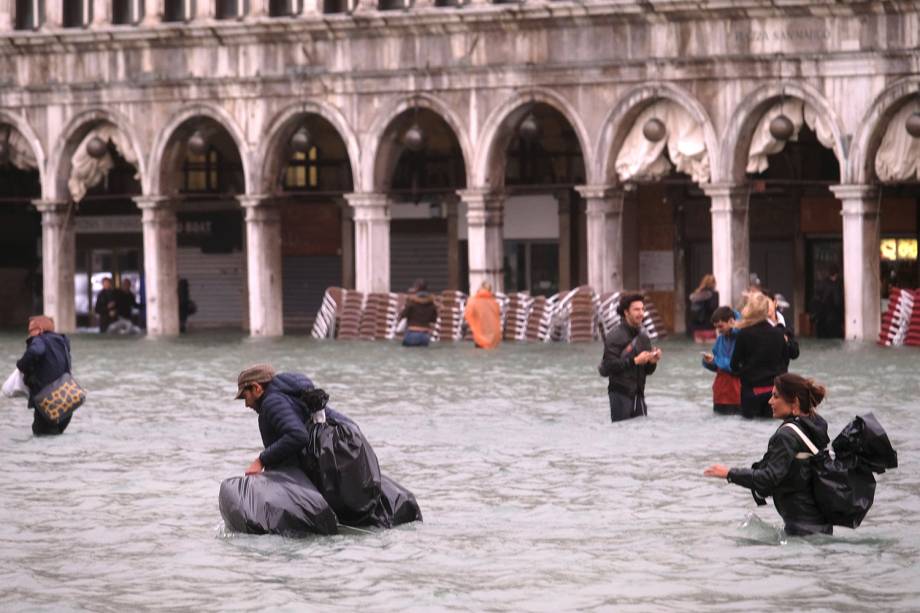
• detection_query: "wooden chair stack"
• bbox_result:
[878,287,913,346]
[502,292,533,341]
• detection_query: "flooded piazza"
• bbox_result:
[1,334,918,611]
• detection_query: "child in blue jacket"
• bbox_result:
[702,306,740,415]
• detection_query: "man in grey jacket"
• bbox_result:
[598,293,662,422]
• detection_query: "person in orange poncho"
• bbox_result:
[464,281,501,349]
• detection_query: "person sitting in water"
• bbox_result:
[398,279,439,347]
[701,306,741,416]
[704,372,833,536]
[234,364,353,475]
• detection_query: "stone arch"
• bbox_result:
[258,100,361,195]
[148,102,251,196]
[47,108,147,201]
[720,81,847,184]
[363,93,473,193]
[848,76,920,185]
[595,82,719,186]
[473,88,593,189]
[0,110,47,197]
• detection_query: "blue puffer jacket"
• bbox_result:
[257,373,354,469]
[16,332,72,409]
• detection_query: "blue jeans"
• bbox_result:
[402,330,431,347]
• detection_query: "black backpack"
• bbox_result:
[785,414,898,528]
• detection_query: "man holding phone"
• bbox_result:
[598,293,662,422]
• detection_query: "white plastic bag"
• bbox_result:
[2,368,29,398]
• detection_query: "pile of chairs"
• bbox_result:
[311,286,668,343]
[879,288,919,347]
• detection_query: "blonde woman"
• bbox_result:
[730,293,793,418]
[688,274,719,342]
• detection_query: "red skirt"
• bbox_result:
[713,371,741,405]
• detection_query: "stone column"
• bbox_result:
[339,197,354,289]
[92,0,108,24]
[249,0,268,16]
[458,188,504,294]
[142,0,161,24]
[831,184,881,341]
[702,183,750,309]
[575,185,624,295]
[345,192,390,293]
[239,195,284,336]
[0,0,13,30]
[135,196,180,335]
[556,189,572,292]
[34,200,76,333]
[193,0,210,19]
[445,194,460,290]
[44,0,63,27]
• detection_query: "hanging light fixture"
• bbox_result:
[187,130,208,156]
[642,117,666,142]
[769,88,795,141]
[290,126,312,153]
[518,112,540,141]
[86,136,108,159]
[403,104,425,152]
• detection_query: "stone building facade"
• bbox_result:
[0,1,918,339]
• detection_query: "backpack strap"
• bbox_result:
[782,422,819,456]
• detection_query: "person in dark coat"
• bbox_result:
[94,277,118,333]
[598,293,662,422]
[16,315,76,435]
[116,278,139,322]
[398,279,439,347]
[731,292,794,419]
[234,364,353,475]
[178,278,196,333]
[705,373,833,536]
[688,274,719,342]
[810,264,844,338]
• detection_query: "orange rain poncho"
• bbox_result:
[464,289,501,349]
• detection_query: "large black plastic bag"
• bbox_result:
[810,413,898,529]
[301,412,383,526]
[219,465,338,536]
[375,474,423,527]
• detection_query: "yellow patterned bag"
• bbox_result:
[34,373,86,424]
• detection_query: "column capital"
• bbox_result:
[574,184,621,201]
[134,195,175,211]
[700,183,750,200]
[831,184,880,211]
[345,192,390,222]
[237,194,276,209]
[32,199,71,214]
[456,188,505,209]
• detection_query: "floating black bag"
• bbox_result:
[371,474,423,528]
[299,388,383,527]
[218,465,338,537]
[785,413,898,529]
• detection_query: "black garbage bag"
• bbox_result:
[809,413,898,529]
[219,465,338,536]
[832,413,899,473]
[299,389,383,526]
[375,473,423,527]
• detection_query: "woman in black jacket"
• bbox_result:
[398,279,439,347]
[730,292,794,418]
[16,315,76,435]
[704,373,832,536]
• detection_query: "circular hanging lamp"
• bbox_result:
[403,123,425,152]
[86,136,108,159]
[769,114,795,141]
[518,113,540,141]
[642,117,667,142]
[906,111,920,138]
[290,126,312,153]
[187,130,208,156]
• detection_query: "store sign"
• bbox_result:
[75,215,141,234]
[881,238,918,262]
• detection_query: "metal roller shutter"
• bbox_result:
[390,233,449,293]
[176,247,244,328]
[282,255,342,331]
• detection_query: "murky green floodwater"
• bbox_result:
[1,333,918,611]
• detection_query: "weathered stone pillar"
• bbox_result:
[458,188,504,294]
[142,0,161,24]
[34,200,76,333]
[250,0,268,16]
[557,189,572,292]
[193,0,210,19]
[831,184,881,341]
[239,195,284,336]
[575,185,624,295]
[702,183,750,309]
[135,196,180,335]
[91,0,109,24]
[1,0,13,29]
[44,1,63,27]
[445,194,460,290]
[345,193,390,293]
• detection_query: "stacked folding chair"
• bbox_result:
[310,287,341,339]
[567,286,598,343]
[336,289,365,340]
[435,290,466,342]
[502,292,533,341]
[878,288,913,346]
[903,289,920,347]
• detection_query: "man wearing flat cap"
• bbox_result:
[235,364,355,476]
